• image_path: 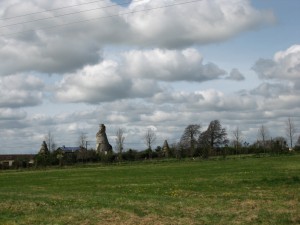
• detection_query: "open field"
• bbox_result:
[0,155,300,225]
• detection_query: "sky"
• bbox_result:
[0,0,299,154]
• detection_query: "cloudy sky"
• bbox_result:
[0,0,299,154]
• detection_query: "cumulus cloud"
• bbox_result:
[192,89,257,111]
[0,0,274,76]
[0,108,27,120]
[152,91,204,104]
[250,82,292,97]
[123,48,226,82]
[54,48,231,104]
[0,34,102,76]
[152,89,257,112]
[250,45,300,112]
[226,68,245,81]
[252,45,300,80]
[54,60,162,103]
[3,1,299,153]
[126,0,275,47]
[0,74,44,108]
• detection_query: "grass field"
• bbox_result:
[0,155,300,225]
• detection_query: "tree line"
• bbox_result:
[28,117,299,167]
[2,117,298,169]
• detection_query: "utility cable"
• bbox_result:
[0,0,110,21]
[0,0,136,29]
[0,0,202,37]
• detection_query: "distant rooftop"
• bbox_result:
[60,146,81,152]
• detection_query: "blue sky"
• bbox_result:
[0,0,299,153]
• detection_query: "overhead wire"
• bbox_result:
[0,0,194,153]
[0,0,136,29]
[0,0,111,21]
[0,0,202,37]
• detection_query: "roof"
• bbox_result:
[59,146,81,152]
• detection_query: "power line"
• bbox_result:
[0,0,136,29]
[0,0,202,37]
[0,0,110,21]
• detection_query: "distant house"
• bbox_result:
[0,154,35,168]
[58,146,81,154]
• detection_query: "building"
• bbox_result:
[0,154,35,169]
[58,146,81,153]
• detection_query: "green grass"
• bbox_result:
[0,155,300,224]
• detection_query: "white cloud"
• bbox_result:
[250,82,291,97]
[140,111,178,123]
[55,60,130,103]
[0,74,44,108]
[54,48,231,104]
[0,0,274,76]
[226,68,245,81]
[0,108,27,120]
[125,0,275,47]
[1,1,299,154]
[54,59,162,103]
[152,90,204,104]
[252,45,300,80]
[123,48,226,81]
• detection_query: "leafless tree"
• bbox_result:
[286,117,296,149]
[115,128,125,156]
[144,128,156,150]
[77,132,88,162]
[257,125,269,149]
[78,132,87,149]
[45,131,56,152]
[232,126,243,154]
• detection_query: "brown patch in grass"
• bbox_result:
[94,209,199,225]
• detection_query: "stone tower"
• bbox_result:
[96,124,112,154]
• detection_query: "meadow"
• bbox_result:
[0,155,300,225]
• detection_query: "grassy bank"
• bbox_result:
[0,155,299,224]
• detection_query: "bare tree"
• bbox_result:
[78,132,88,149]
[180,124,201,156]
[115,128,125,158]
[45,131,56,152]
[77,132,88,162]
[232,126,243,154]
[285,117,296,149]
[144,128,156,150]
[257,125,269,149]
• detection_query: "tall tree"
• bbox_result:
[257,124,269,148]
[78,132,87,149]
[45,131,56,152]
[78,132,88,162]
[115,128,125,160]
[200,120,228,149]
[39,140,49,155]
[37,141,50,167]
[144,128,156,151]
[180,124,201,156]
[232,126,243,154]
[285,117,296,149]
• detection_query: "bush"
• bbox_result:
[293,145,300,152]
